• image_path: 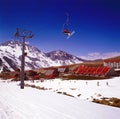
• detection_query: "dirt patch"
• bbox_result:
[25,84,75,98]
[62,92,74,97]
[25,84,47,90]
[92,97,120,108]
[77,94,81,97]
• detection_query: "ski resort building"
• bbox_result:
[74,65,117,78]
[45,68,59,79]
[104,59,120,69]
[57,66,69,77]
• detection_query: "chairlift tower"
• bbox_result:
[14,28,34,89]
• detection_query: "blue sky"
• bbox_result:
[0,0,120,57]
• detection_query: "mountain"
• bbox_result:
[46,50,85,65]
[0,40,85,72]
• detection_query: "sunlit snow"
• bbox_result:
[0,77,120,119]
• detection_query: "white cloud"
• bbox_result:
[80,52,120,60]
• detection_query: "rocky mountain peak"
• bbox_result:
[0,40,85,72]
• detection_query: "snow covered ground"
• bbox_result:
[25,77,120,100]
[0,77,120,119]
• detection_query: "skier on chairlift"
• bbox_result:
[62,12,75,39]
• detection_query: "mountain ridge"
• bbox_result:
[0,40,85,72]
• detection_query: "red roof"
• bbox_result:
[74,66,111,76]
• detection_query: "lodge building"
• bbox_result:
[74,65,116,78]
[104,59,120,69]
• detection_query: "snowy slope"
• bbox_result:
[0,40,58,70]
[0,40,84,72]
[25,76,120,100]
[0,78,120,119]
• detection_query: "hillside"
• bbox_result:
[105,56,120,60]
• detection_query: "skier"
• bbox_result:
[62,12,75,39]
